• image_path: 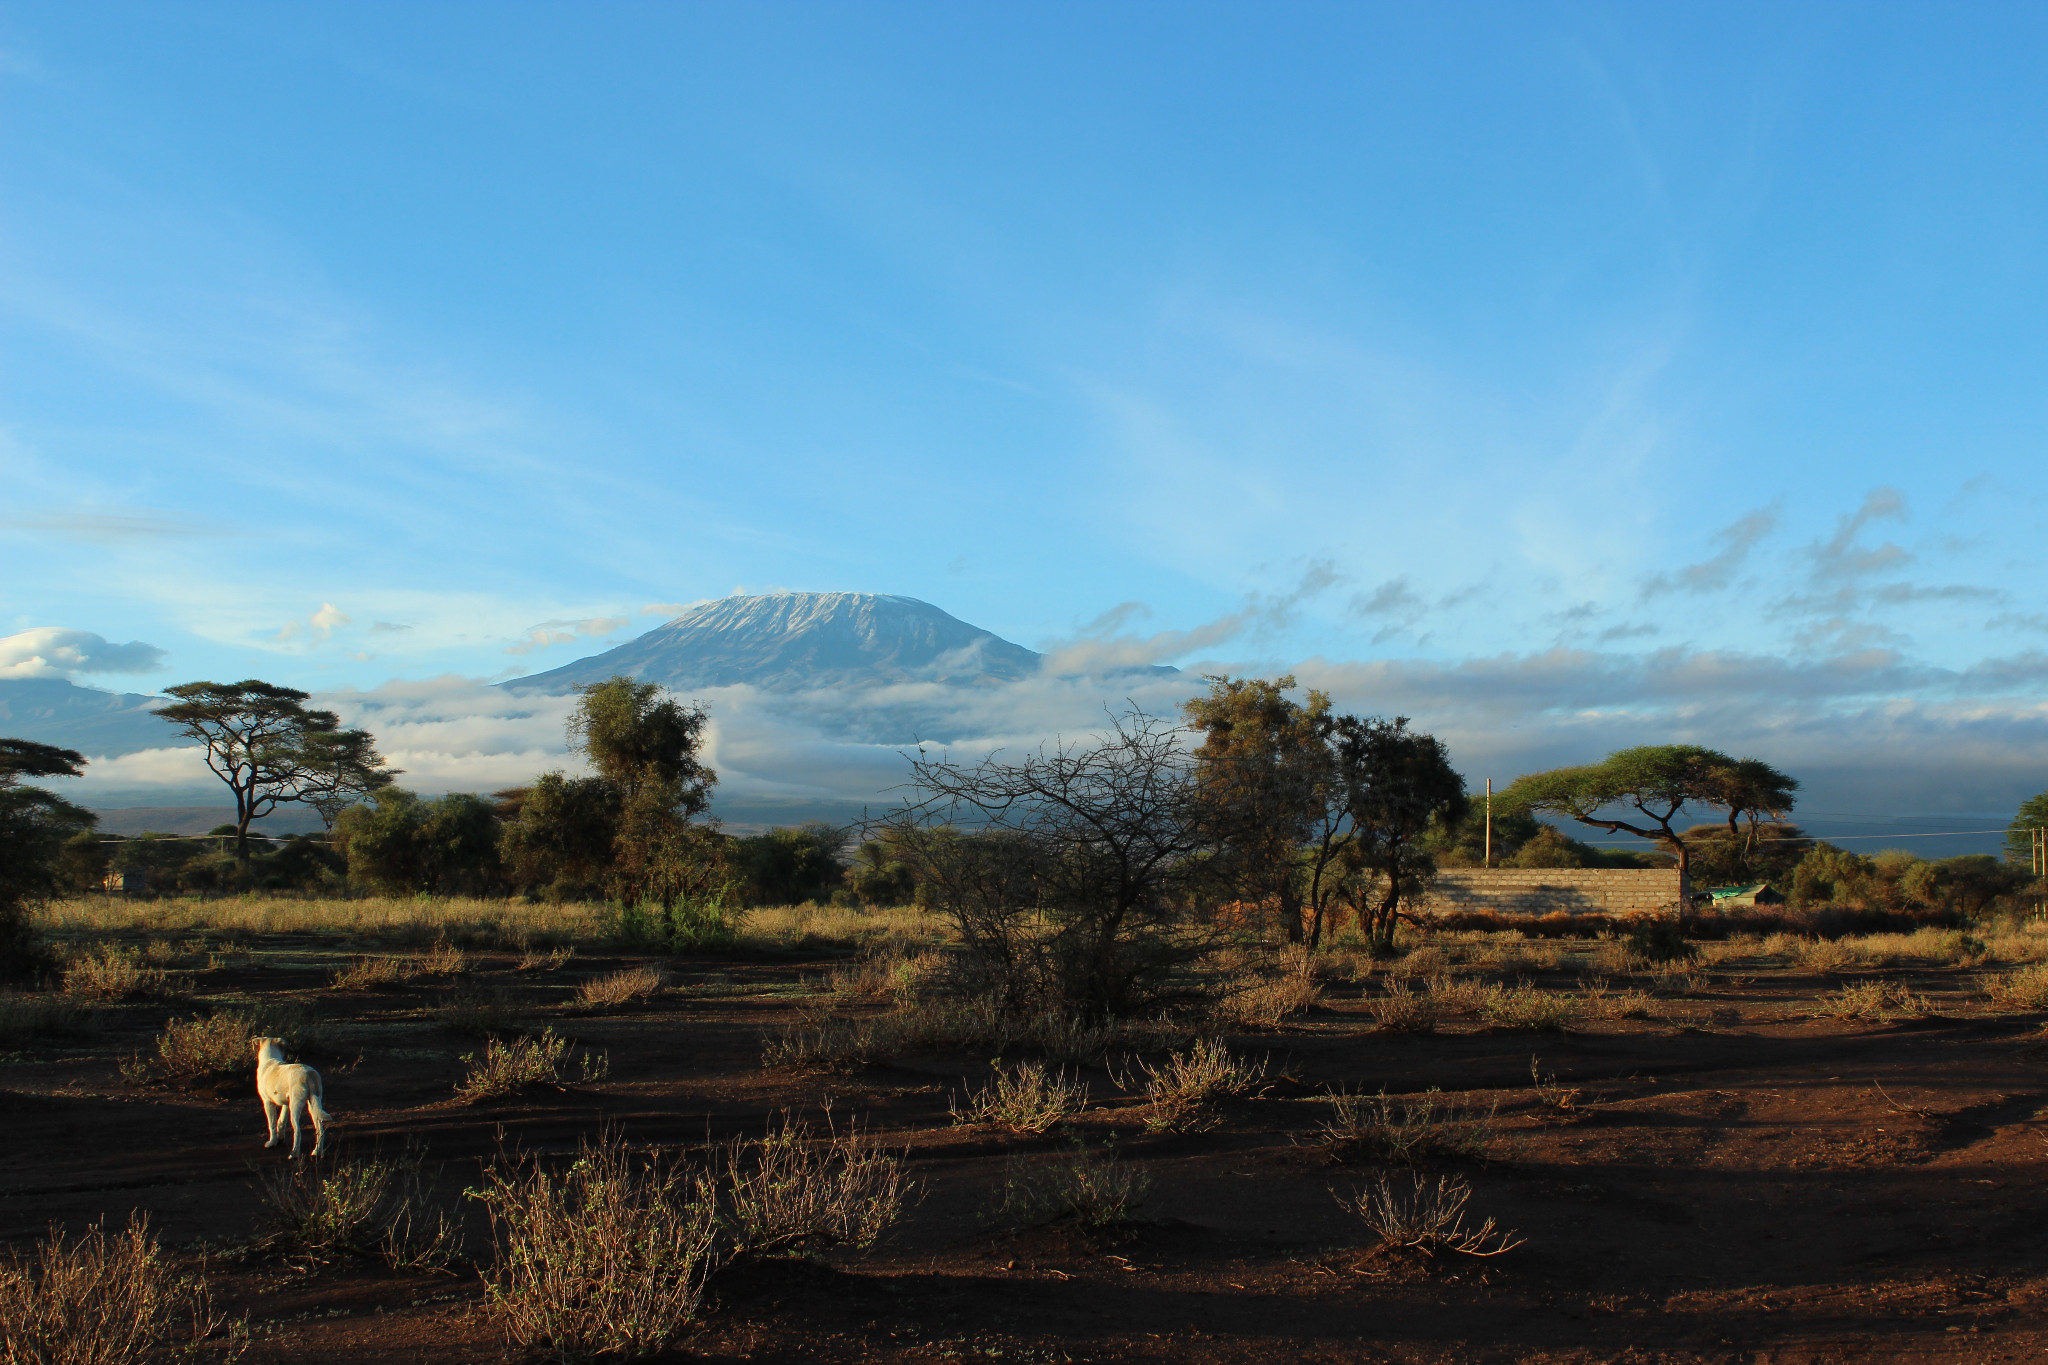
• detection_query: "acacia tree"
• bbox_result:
[1331,717,1466,951]
[1182,675,1333,943]
[890,707,1220,1020]
[154,681,393,858]
[1497,745,1796,883]
[0,739,97,977]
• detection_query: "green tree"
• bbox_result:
[0,739,97,977]
[498,774,620,899]
[337,788,502,895]
[846,834,918,906]
[2005,790,2048,868]
[1330,716,1467,952]
[732,823,846,905]
[154,680,393,858]
[1182,675,1333,943]
[1497,745,1796,883]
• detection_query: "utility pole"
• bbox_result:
[1484,778,1493,869]
[2034,827,2046,919]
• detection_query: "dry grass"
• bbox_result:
[456,1029,607,1103]
[738,902,950,954]
[1317,1088,1499,1164]
[329,955,419,991]
[61,948,170,1002]
[1987,963,2048,1011]
[1575,980,1656,1021]
[476,1134,721,1361]
[416,939,469,977]
[1338,1173,1523,1258]
[1812,979,1938,1021]
[257,1150,460,1270]
[1220,970,1323,1028]
[41,894,605,947]
[719,1111,909,1258]
[0,1214,235,1365]
[516,946,576,974]
[1125,1037,1268,1132]
[575,965,667,1010]
[951,1060,1090,1134]
[1527,1056,1582,1119]
[1367,980,1439,1033]
[995,1142,1151,1231]
[1478,982,1580,1031]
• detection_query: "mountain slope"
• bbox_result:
[505,592,1045,693]
[0,677,186,757]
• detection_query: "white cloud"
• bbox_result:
[505,616,630,655]
[0,627,166,679]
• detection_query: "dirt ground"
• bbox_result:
[4,929,2046,1364]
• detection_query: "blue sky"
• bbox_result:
[5,3,2048,829]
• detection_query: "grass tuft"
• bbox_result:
[719,1111,909,1258]
[575,966,667,1010]
[456,1029,607,1103]
[1337,1173,1523,1258]
[994,1141,1151,1231]
[1125,1037,1267,1132]
[951,1060,1090,1135]
[1316,1087,1499,1164]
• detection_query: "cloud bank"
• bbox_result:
[0,627,166,679]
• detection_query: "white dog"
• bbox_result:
[252,1036,330,1158]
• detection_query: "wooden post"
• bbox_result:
[1484,778,1493,869]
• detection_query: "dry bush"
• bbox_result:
[765,997,1190,1073]
[1317,1087,1498,1164]
[476,1135,721,1361]
[951,1060,1090,1134]
[827,942,946,1001]
[457,1029,607,1103]
[575,965,667,1010]
[740,901,950,955]
[1527,1057,1581,1119]
[1589,938,1648,976]
[1219,970,1323,1029]
[1478,983,1579,1032]
[995,1142,1151,1231]
[416,939,469,978]
[1366,980,1439,1033]
[0,1214,235,1365]
[1393,945,1449,981]
[1575,980,1656,1021]
[1423,974,1494,1015]
[62,948,169,1002]
[132,1013,254,1082]
[516,945,576,974]
[1986,963,2048,1011]
[1812,980,1937,1022]
[1792,938,1858,974]
[719,1112,908,1257]
[1337,1173,1523,1258]
[761,1011,887,1074]
[257,1149,460,1270]
[0,991,88,1045]
[329,955,419,991]
[1126,1036,1268,1132]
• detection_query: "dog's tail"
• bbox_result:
[308,1093,332,1126]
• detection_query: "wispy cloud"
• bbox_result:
[505,616,630,655]
[0,508,222,543]
[1811,487,1910,580]
[1640,506,1778,597]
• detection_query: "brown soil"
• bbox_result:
[5,939,2047,1363]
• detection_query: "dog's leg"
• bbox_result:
[309,1094,327,1157]
[263,1096,282,1147]
[287,1097,305,1158]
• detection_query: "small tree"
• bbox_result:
[0,739,96,977]
[154,680,393,858]
[890,707,1220,1020]
[1330,717,1466,952]
[1497,745,1795,883]
[2005,790,2048,869]
[498,775,620,899]
[337,788,503,895]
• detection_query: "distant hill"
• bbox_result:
[0,677,185,757]
[505,592,1050,693]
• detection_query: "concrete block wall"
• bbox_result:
[1421,868,1688,919]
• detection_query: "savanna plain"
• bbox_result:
[3,895,2047,1365]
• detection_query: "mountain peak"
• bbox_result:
[504,591,1043,693]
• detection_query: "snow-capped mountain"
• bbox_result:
[504,592,1046,693]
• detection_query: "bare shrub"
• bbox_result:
[1219,969,1322,1029]
[1576,980,1656,1021]
[1987,963,2048,1011]
[1393,945,1448,981]
[951,1060,1089,1134]
[719,1112,908,1257]
[1423,974,1493,1015]
[576,966,667,1010]
[0,1214,235,1364]
[62,948,168,1001]
[416,939,468,978]
[1813,980,1937,1022]
[1479,983,1579,1032]
[1367,980,1439,1033]
[1126,1037,1267,1132]
[1589,938,1647,976]
[329,956,418,991]
[1795,938,1858,974]
[457,1029,606,1103]
[1317,1087,1498,1164]
[1337,1173,1522,1258]
[476,1135,720,1360]
[995,1142,1150,1231]
[761,1011,887,1074]
[516,945,576,974]
[1527,1057,1580,1119]
[257,1149,460,1270]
